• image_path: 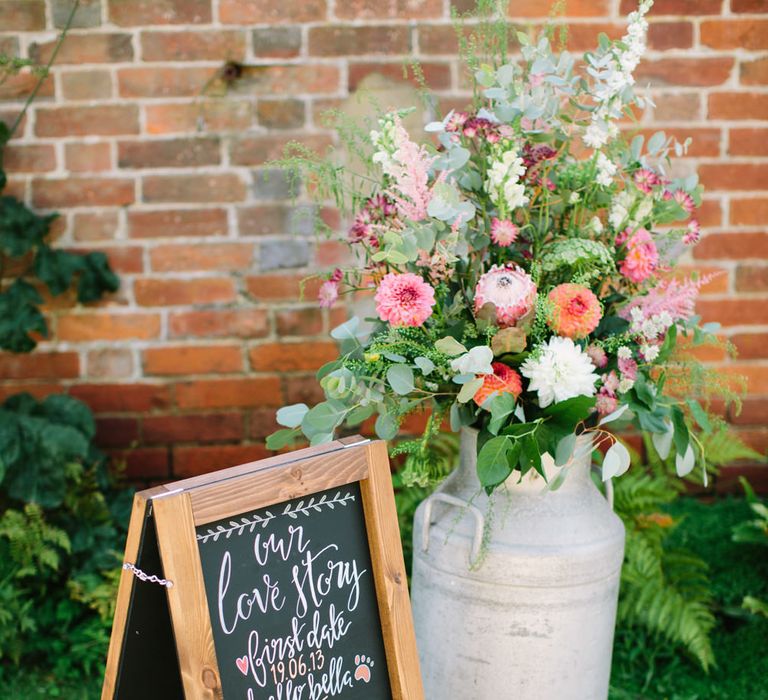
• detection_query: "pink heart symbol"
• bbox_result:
[236,656,248,676]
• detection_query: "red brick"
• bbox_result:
[695,232,768,260]
[243,65,340,94]
[0,70,54,101]
[72,212,119,242]
[109,0,212,26]
[30,33,133,64]
[141,30,246,61]
[142,174,246,203]
[71,383,170,412]
[229,134,333,167]
[701,19,768,50]
[134,278,236,306]
[635,58,733,88]
[731,398,768,425]
[145,101,252,135]
[169,309,269,339]
[697,199,723,228]
[3,144,56,173]
[85,348,134,379]
[648,21,694,50]
[709,93,768,120]
[741,58,768,86]
[276,308,324,336]
[118,138,220,169]
[625,127,720,158]
[697,299,768,327]
[557,23,623,52]
[175,377,282,409]
[249,409,280,439]
[61,70,112,100]
[720,365,768,395]
[144,345,243,376]
[283,374,324,405]
[96,417,139,448]
[35,105,138,137]
[0,109,26,140]
[348,61,452,91]
[0,383,60,403]
[32,177,135,208]
[246,274,322,301]
[98,244,140,275]
[730,129,768,156]
[652,93,700,122]
[316,240,350,267]
[150,243,253,272]
[0,1,45,30]
[670,265,729,294]
[238,205,308,236]
[144,413,243,444]
[173,444,269,478]
[256,99,306,130]
[249,342,338,371]
[309,26,410,56]
[220,0,326,23]
[733,334,768,360]
[620,0,721,13]
[65,142,112,172]
[512,0,610,16]
[732,0,768,11]
[252,27,302,58]
[0,352,79,380]
[57,312,160,341]
[731,197,768,226]
[335,0,441,18]
[699,163,768,191]
[736,265,768,293]
[118,67,218,98]
[116,447,170,480]
[417,25,461,55]
[128,208,228,238]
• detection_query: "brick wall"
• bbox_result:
[0,0,766,486]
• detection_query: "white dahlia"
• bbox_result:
[520,336,599,408]
[474,264,537,328]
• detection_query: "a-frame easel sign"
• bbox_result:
[102,437,424,700]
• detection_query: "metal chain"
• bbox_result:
[122,562,174,588]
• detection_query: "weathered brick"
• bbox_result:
[70,383,171,412]
[0,1,45,30]
[635,58,733,88]
[709,93,768,120]
[733,334,768,360]
[128,208,228,238]
[173,444,270,477]
[417,25,462,55]
[118,137,220,169]
[335,0,442,19]
[134,277,236,306]
[620,0,721,13]
[648,21,694,50]
[238,65,340,94]
[251,169,298,201]
[730,128,768,156]
[0,352,79,380]
[0,70,54,101]
[256,99,306,130]
[276,307,323,336]
[142,174,246,203]
[141,30,246,61]
[150,243,253,272]
[85,348,134,379]
[246,274,322,301]
[169,309,269,339]
[73,211,120,242]
[57,312,161,341]
[731,399,768,427]
[511,0,610,16]
[697,299,768,327]
[741,57,768,86]
[229,134,333,166]
[100,246,144,274]
[249,409,280,439]
[283,374,324,405]
[175,377,282,409]
[3,144,56,173]
[349,61,452,91]
[238,205,317,237]
[252,27,302,58]
[143,413,244,444]
[145,100,252,134]
[65,142,112,172]
[220,0,326,23]
[260,240,311,271]
[701,19,768,50]
[732,0,768,11]
[695,232,768,260]
[35,105,138,137]
[118,67,218,98]
[53,0,101,28]
[731,197,768,226]
[96,417,140,448]
[249,342,337,371]
[30,33,133,64]
[61,70,112,100]
[628,127,720,158]
[32,177,135,208]
[144,345,243,375]
[109,0,212,26]
[735,265,768,293]
[309,26,410,56]
[699,163,768,191]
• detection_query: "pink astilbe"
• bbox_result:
[620,273,721,326]
[383,117,439,222]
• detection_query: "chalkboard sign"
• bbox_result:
[102,438,423,700]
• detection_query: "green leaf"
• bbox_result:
[602,440,630,480]
[555,433,577,467]
[671,406,690,457]
[40,394,96,440]
[675,443,696,477]
[76,252,119,303]
[387,364,414,395]
[435,336,467,356]
[543,395,596,426]
[276,403,309,429]
[520,434,543,479]
[0,279,47,353]
[374,413,398,440]
[266,428,299,450]
[316,359,341,380]
[301,400,347,438]
[34,248,82,297]
[330,316,360,341]
[687,399,712,433]
[414,356,435,375]
[476,436,511,490]
[487,393,517,435]
[0,194,55,258]
[345,403,375,426]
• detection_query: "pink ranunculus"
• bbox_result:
[490,217,519,247]
[548,283,603,339]
[473,264,537,328]
[374,272,436,327]
[619,228,659,283]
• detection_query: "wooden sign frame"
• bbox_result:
[102,437,424,700]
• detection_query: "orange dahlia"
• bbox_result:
[473,362,523,407]
[548,283,602,339]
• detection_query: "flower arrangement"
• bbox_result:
[268,0,732,491]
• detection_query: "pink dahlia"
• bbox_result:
[548,284,602,339]
[619,228,659,284]
[474,362,523,407]
[634,168,661,194]
[474,264,537,328]
[490,218,519,247]
[374,272,435,327]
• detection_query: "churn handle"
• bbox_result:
[420,493,485,563]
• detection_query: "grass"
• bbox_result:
[3,497,766,699]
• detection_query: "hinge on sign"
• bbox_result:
[342,438,371,448]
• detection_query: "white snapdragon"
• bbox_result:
[486,148,529,212]
[370,115,397,169]
[595,152,617,188]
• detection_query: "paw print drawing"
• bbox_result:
[354,654,374,684]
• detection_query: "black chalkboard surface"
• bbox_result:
[196,482,392,699]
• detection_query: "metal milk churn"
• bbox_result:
[411,428,626,699]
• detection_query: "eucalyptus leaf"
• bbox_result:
[266,428,299,450]
[374,413,398,440]
[435,336,467,356]
[330,316,360,341]
[457,377,483,404]
[602,440,630,481]
[651,419,675,459]
[386,364,415,395]
[276,403,309,429]
[414,356,435,375]
[598,403,629,426]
